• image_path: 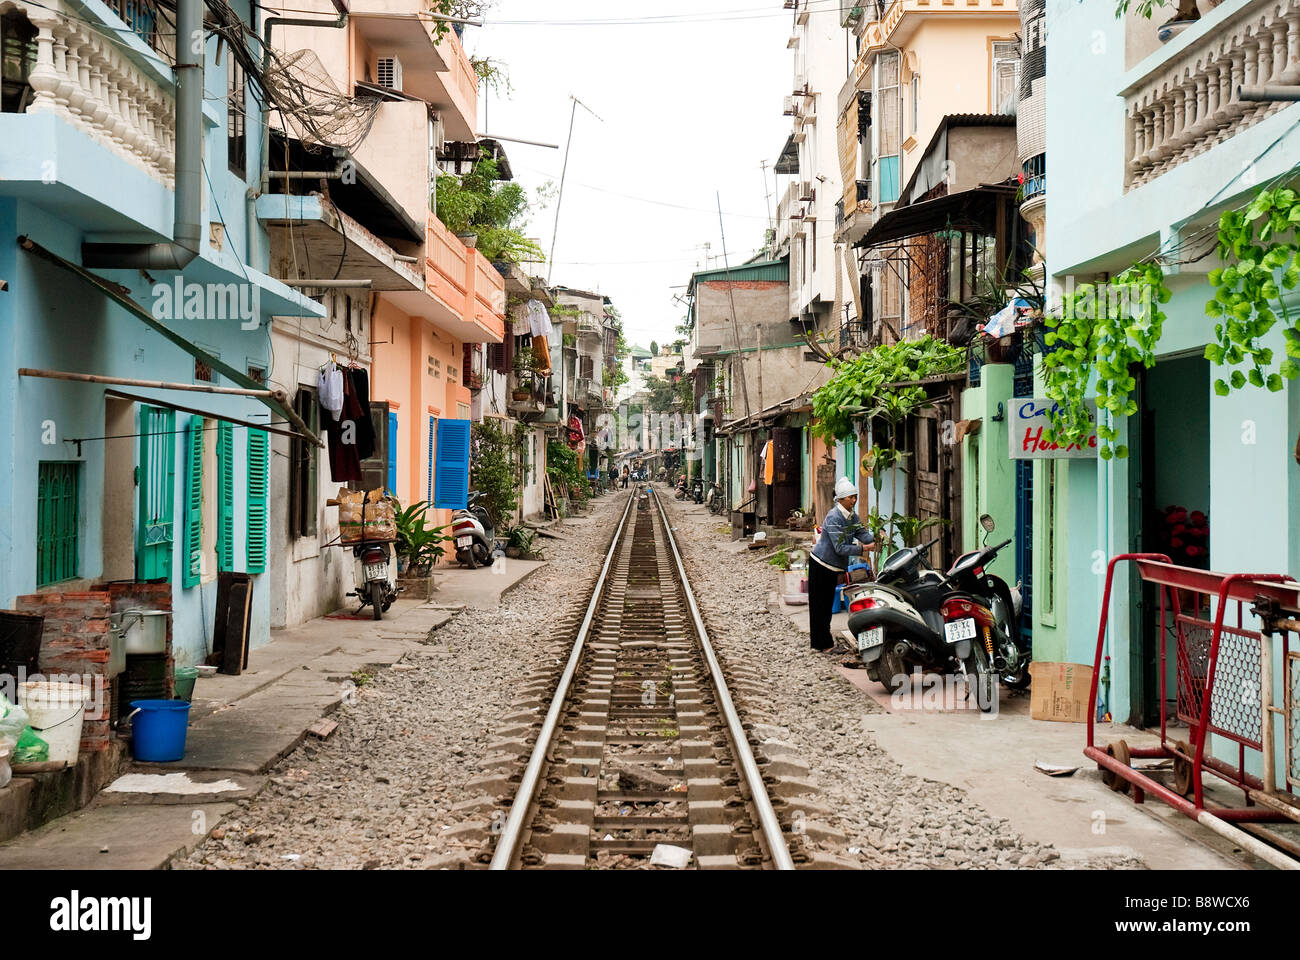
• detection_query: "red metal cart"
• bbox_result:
[1086,554,1300,865]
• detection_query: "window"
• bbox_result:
[289,387,320,538]
[228,56,247,176]
[992,40,1020,113]
[876,51,901,204]
[1,11,37,114]
[911,75,919,133]
[37,462,79,587]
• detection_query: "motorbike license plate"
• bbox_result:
[857,627,884,652]
[364,562,387,581]
[944,617,977,644]
[456,536,472,548]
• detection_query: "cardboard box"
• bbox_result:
[1028,661,1094,723]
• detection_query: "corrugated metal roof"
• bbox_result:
[689,258,789,288]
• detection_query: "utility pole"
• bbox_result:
[547,95,603,284]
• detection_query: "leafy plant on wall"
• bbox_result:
[1041,263,1169,460]
[1204,187,1300,395]
[434,151,547,265]
[810,335,964,442]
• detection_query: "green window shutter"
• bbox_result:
[182,416,204,588]
[246,428,268,573]
[217,420,235,572]
[136,405,176,581]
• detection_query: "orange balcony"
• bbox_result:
[421,215,505,344]
[434,29,478,141]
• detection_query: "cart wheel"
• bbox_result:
[1101,740,1132,794]
[1172,740,1194,797]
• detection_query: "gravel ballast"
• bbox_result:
[659,492,1144,870]
[173,494,627,870]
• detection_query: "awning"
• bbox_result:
[856,184,1016,249]
[775,134,799,175]
[17,236,322,446]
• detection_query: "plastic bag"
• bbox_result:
[12,727,48,764]
[0,695,29,743]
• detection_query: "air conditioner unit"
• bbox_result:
[376,56,404,91]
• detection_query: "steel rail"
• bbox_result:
[489,491,637,870]
[652,488,796,870]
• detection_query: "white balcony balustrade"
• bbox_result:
[1125,0,1300,190]
[19,0,175,186]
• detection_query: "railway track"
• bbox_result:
[486,487,797,870]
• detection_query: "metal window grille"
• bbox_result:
[37,461,79,586]
[228,56,247,176]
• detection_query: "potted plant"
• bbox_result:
[512,350,536,400]
[393,501,449,578]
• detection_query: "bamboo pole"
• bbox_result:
[19,367,278,398]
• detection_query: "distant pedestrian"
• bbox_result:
[808,478,876,653]
[621,464,629,489]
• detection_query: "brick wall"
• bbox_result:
[100,583,174,702]
[13,591,112,753]
[13,583,175,755]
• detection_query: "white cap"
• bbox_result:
[834,477,858,500]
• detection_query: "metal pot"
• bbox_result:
[114,609,171,655]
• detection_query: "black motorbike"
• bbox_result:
[691,477,704,504]
[843,515,1024,710]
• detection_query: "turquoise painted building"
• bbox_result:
[1034,0,1300,756]
[0,0,322,666]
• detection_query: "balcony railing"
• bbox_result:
[1021,154,1045,203]
[426,215,506,342]
[1124,0,1300,191]
[13,0,175,184]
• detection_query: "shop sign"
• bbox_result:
[1008,398,1098,459]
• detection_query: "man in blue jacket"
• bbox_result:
[808,478,876,652]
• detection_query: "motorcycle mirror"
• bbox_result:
[979,514,996,533]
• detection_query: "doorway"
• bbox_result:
[1129,354,1211,727]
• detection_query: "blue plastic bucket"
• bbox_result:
[128,700,190,762]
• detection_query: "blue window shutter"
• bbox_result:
[246,429,268,573]
[183,416,204,588]
[433,419,471,510]
[386,412,398,495]
[217,421,234,572]
[434,416,444,504]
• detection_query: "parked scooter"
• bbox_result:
[349,540,397,621]
[705,481,725,515]
[451,491,496,569]
[843,515,1023,711]
[691,477,704,504]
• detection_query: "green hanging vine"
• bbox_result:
[1204,187,1300,395]
[1041,262,1170,460]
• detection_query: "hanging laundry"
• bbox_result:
[318,361,344,421]
[532,334,552,375]
[325,365,365,484]
[526,299,552,338]
[344,366,377,461]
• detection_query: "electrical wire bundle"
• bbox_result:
[204,0,381,153]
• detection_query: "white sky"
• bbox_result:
[464,1,792,352]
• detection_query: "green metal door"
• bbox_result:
[136,405,176,581]
[37,462,80,587]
